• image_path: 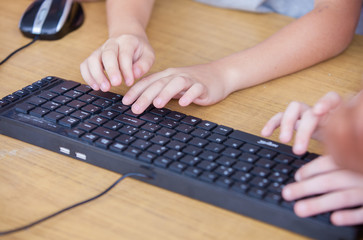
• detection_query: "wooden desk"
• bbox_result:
[1,0,363,239]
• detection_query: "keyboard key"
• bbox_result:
[138,152,156,163]
[53,96,72,105]
[95,138,113,149]
[115,135,136,145]
[93,127,119,140]
[150,108,170,116]
[110,142,126,153]
[81,133,99,143]
[257,149,277,159]
[197,160,218,171]
[212,125,233,136]
[165,111,185,121]
[199,172,218,183]
[154,157,173,168]
[207,133,227,143]
[78,122,97,132]
[175,124,194,133]
[42,101,61,110]
[66,129,85,138]
[132,139,151,150]
[78,94,96,103]
[64,90,83,99]
[214,166,234,177]
[248,187,266,199]
[50,81,80,94]
[89,90,122,102]
[67,100,87,109]
[184,167,202,178]
[169,162,187,173]
[81,104,101,114]
[15,102,35,113]
[13,90,29,98]
[44,112,65,122]
[159,119,179,129]
[59,116,80,128]
[29,107,50,117]
[216,177,234,188]
[89,116,108,125]
[163,149,184,160]
[27,96,47,106]
[74,84,92,93]
[241,143,260,154]
[150,135,169,145]
[181,116,201,126]
[115,114,145,128]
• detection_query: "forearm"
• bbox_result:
[106,0,155,38]
[218,0,361,93]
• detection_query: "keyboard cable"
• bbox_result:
[0,172,152,236]
[0,36,39,65]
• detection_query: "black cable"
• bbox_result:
[0,172,151,236]
[0,36,39,65]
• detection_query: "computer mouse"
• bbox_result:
[19,0,84,40]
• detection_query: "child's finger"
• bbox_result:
[279,101,309,143]
[153,76,191,108]
[132,49,155,79]
[294,155,339,181]
[122,70,173,105]
[332,206,363,226]
[313,91,341,116]
[102,47,122,86]
[260,112,284,137]
[131,77,170,114]
[80,60,100,90]
[293,109,319,154]
[118,47,135,87]
[294,188,363,218]
[284,169,361,201]
[180,82,206,106]
[88,53,110,92]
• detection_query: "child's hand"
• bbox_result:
[282,155,363,226]
[80,34,155,92]
[323,91,363,174]
[261,92,342,155]
[122,63,234,114]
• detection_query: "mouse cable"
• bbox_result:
[0,172,152,236]
[0,36,40,65]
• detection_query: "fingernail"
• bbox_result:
[122,96,130,105]
[295,172,301,181]
[295,202,307,216]
[282,187,292,200]
[279,132,289,142]
[261,127,268,136]
[179,98,188,106]
[132,103,140,113]
[110,76,120,86]
[154,97,163,107]
[101,82,109,92]
[293,143,305,154]
[91,84,99,90]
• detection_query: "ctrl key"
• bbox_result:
[66,129,85,138]
[15,102,35,113]
[110,142,126,153]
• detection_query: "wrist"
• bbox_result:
[108,22,148,40]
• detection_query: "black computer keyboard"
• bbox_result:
[0,76,361,240]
